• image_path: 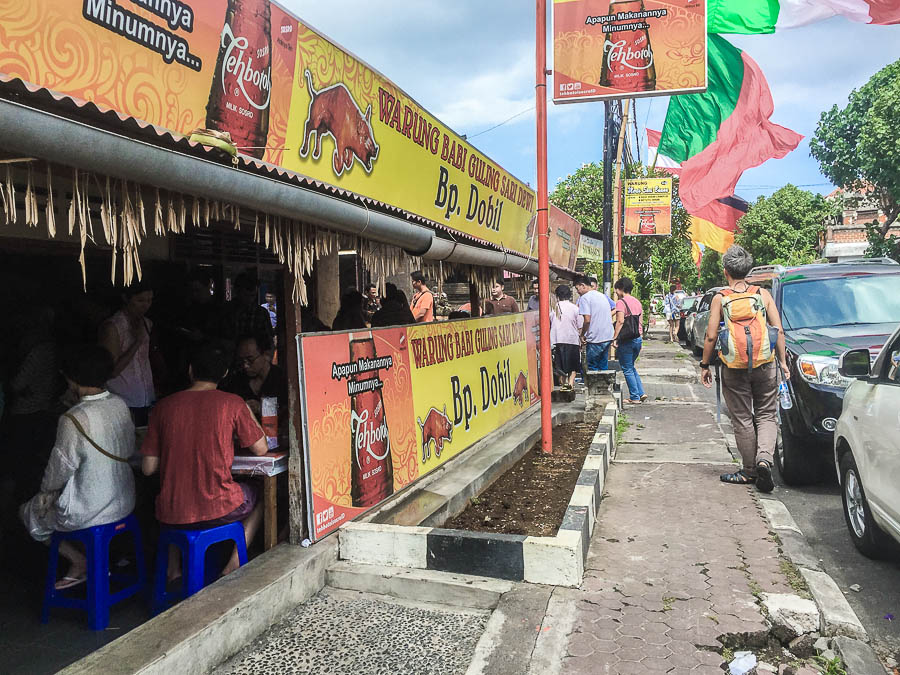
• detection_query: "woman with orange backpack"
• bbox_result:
[699,245,790,493]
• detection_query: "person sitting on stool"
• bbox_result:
[20,345,136,590]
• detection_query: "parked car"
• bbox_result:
[677,295,701,342]
[686,288,726,355]
[834,323,900,557]
[767,259,900,484]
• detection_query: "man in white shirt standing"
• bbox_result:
[574,276,615,371]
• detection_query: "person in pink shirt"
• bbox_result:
[612,277,647,404]
[550,285,583,389]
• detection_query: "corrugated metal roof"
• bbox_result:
[0,75,531,258]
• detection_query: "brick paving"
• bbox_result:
[557,339,793,674]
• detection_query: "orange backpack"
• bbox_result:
[716,286,775,371]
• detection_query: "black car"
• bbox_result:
[753,260,900,484]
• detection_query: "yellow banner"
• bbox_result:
[407,315,536,472]
[0,0,538,257]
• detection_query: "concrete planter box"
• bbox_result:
[339,402,619,588]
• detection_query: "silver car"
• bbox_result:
[686,288,726,355]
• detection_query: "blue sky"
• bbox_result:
[288,1,899,204]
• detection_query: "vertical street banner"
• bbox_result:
[0,0,548,263]
[299,314,539,541]
[552,0,707,103]
[624,177,672,236]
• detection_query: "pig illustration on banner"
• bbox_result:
[513,371,528,407]
[417,405,453,463]
[299,70,379,177]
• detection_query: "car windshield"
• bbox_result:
[683,297,698,310]
[781,273,900,330]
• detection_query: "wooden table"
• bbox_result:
[231,458,288,552]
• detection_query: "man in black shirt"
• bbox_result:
[220,334,288,450]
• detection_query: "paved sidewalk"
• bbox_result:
[537,335,801,675]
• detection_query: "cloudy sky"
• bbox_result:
[287,1,899,204]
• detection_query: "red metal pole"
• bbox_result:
[536,0,553,454]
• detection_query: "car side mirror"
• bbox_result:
[838,349,870,379]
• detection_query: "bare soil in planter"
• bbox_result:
[444,421,596,537]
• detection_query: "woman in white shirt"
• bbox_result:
[550,285,584,389]
[20,345,135,590]
[100,283,155,426]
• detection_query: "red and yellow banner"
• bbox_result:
[624,177,672,236]
[299,314,541,540]
[552,0,707,103]
[0,0,540,259]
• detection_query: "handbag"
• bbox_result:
[64,413,129,463]
[618,298,641,342]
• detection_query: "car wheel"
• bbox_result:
[776,423,818,486]
[840,452,891,559]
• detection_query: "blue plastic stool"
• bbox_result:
[42,513,147,631]
[151,521,247,615]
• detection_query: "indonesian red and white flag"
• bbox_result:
[646,129,681,176]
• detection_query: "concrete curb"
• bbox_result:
[758,496,880,674]
[339,403,620,587]
[59,540,338,675]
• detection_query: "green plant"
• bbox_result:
[616,413,630,444]
[662,596,675,611]
[721,647,734,663]
[813,655,847,675]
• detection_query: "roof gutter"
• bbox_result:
[0,98,435,255]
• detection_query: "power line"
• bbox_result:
[466,106,535,140]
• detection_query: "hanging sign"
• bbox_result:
[624,177,672,236]
[552,0,707,103]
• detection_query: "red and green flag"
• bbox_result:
[658,34,802,213]
[708,0,900,33]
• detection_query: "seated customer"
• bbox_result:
[370,283,415,327]
[141,342,267,578]
[20,345,136,590]
[220,334,288,450]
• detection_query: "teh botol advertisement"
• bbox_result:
[552,0,708,103]
[299,315,540,541]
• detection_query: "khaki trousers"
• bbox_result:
[721,361,777,475]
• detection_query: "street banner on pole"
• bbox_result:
[624,177,672,236]
[298,314,540,541]
[0,0,542,260]
[552,0,708,103]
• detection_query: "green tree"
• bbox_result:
[734,185,830,266]
[810,59,900,244]
[550,162,698,298]
[697,249,725,290]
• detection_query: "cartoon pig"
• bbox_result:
[417,405,453,463]
[513,371,528,407]
[299,69,379,177]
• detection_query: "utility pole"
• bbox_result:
[602,100,614,295]
[535,0,552,454]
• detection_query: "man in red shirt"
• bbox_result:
[142,342,267,579]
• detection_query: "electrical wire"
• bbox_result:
[466,106,535,140]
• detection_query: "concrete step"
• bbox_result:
[326,561,514,610]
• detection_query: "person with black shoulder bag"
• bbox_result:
[612,277,647,404]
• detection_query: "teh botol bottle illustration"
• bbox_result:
[599,0,657,92]
[206,0,272,159]
[348,332,394,508]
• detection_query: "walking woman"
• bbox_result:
[550,285,583,389]
[612,277,647,404]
